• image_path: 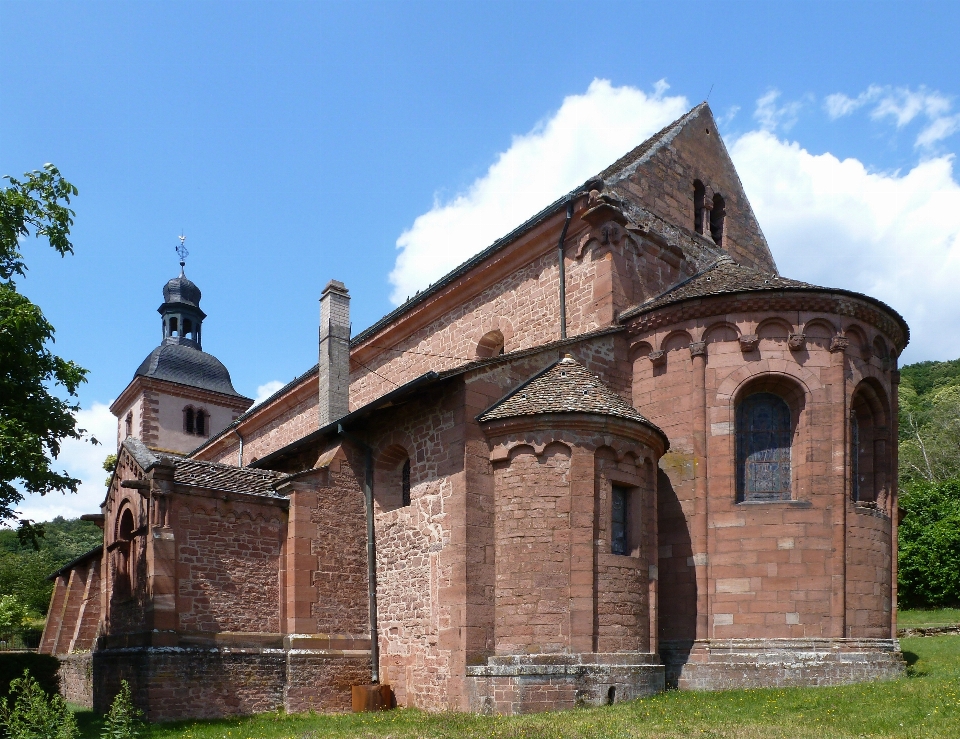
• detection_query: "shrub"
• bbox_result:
[0,669,77,739]
[898,476,960,608]
[100,680,142,739]
[0,655,59,701]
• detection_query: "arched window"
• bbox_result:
[195,410,206,436]
[183,318,193,339]
[693,180,706,235]
[736,392,792,501]
[170,317,179,337]
[184,407,195,434]
[114,508,135,599]
[125,412,133,438]
[850,381,890,507]
[710,194,725,245]
[375,445,412,509]
[476,330,505,359]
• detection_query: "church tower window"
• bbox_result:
[693,180,706,235]
[184,407,195,434]
[710,193,726,245]
[195,409,206,436]
[125,412,133,438]
[736,392,792,501]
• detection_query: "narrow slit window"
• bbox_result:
[184,407,195,434]
[195,410,206,436]
[693,180,706,234]
[611,485,629,555]
[401,458,411,506]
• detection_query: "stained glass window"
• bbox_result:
[736,392,792,501]
[611,485,629,555]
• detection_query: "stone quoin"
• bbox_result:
[41,103,907,720]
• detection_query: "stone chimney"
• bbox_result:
[318,280,351,427]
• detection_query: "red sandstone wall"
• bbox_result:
[174,493,285,633]
[370,389,465,711]
[606,105,775,273]
[846,508,893,638]
[629,306,898,643]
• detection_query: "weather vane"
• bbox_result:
[175,234,189,272]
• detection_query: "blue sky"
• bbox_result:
[3,0,960,519]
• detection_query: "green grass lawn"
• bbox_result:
[74,635,960,739]
[898,607,960,629]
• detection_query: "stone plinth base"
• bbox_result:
[465,653,664,714]
[92,645,371,721]
[661,638,905,690]
[57,652,93,707]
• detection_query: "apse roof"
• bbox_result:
[477,355,662,435]
[134,342,248,398]
[618,257,910,344]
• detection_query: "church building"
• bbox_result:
[41,103,907,720]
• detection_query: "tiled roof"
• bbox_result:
[121,437,283,496]
[173,459,284,496]
[478,356,660,432]
[619,257,818,320]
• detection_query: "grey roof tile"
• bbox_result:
[478,356,660,432]
[134,342,248,398]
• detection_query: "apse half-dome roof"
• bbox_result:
[134,342,247,398]
[163,273,202,308]
[478,356,665,440]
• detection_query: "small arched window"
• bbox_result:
[125,412,133,439]
[710,194,725,245]
[195,410,206,436]
[476,330,505,359]
[184,407,195,434]
[693,180,706,235]
[736,392,792,502]
[183,318,193,339]
[170,317,179,337]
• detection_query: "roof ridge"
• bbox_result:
[597,102,708,180]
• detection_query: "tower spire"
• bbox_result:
[175,234,189,276]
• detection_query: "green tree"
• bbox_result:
[0,595,27,640]
[0,164,92,522]
[898,477,960,608]
[100,681,142,739]
[0,670,77,739]
[899,360,960,486]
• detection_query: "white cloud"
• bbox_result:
[14,402,117,523]
[754,90,804,133]
[730,130,960,363]
[824,85,958,149]
[252,380,285,407]
[388,79,690,303]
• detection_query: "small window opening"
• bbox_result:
[184,407,195,434]
[710,194,726,245]
[195,410,206,436]
[606,686,617,705]
[476,330,505,359]
[125,412,133,439]
[115,508,135,599]
[183,318,193,338]
[401,458,411,507]
[693,180,706,235]
[170,317,179,337]
[611,485,629,555]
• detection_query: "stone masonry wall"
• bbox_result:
[174,493,285,634]
[628,303,899,645]
[368,387,465,711]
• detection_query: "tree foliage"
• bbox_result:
[0,670,77,739]
[0,164,91,521]
[0,517,102,617]
[898,358,960,486]
[898,477,960,608]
